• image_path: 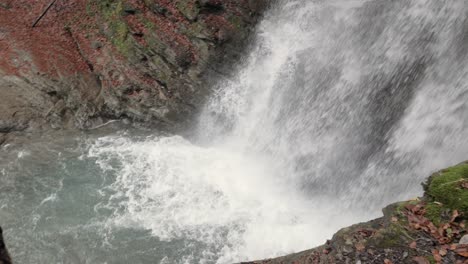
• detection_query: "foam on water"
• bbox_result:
[89,135,356,263]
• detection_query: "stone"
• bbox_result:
[0,227,12,264]
[460,234,468,245]
[91,41,103,50]
[0,133,6,146]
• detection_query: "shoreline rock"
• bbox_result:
[0,227,12,264]
[245,162,468,264]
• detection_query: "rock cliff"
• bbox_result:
[0,0,266,142]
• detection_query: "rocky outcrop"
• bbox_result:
[0,227,12,264]
[0,0,266,139]
[247,162,468,264]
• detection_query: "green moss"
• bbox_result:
[86,2,95,16]
[395,200,417,217]
[425,202,443,225]
[92,0,134,56]
[184,21,211,39]
[143,19,156,31]
[370,223,412,248]
[228,15,245,30]
[111,19,130,55]
[426,255,436,264]
[175,0,199,20]
[426,162,468,216]
[395,201,408,216]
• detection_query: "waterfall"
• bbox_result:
[2,0,468,263]
[88,0,468,262]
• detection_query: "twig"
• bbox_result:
[32,0,58,28]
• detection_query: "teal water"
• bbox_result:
[0,129,210,263]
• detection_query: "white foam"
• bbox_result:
[89,135,355,263]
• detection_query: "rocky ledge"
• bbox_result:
[0,0,267,144]
[246,162,468,264]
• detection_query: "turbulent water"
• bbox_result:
[2,0,468,263]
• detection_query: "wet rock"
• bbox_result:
[91,41,103,50]
[0,227,12,264]
[0,133,6,146]
[248,0,269,14]
[460,235,468,245]
[175,0,199,21]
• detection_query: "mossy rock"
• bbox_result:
[424,162,468,217]
[175,0,199,21]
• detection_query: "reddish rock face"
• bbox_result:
[0,0,265,133]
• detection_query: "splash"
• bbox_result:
[86,0,468,263]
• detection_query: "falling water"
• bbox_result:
[1,0,468,263]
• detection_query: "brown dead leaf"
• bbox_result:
[432,249,442,263]
[454,244,468,257]
[412,204,425,214]
[356,228,375,237]
[355,243,365,252]
[439,237,452,245]
[451,210,460,222]
[409,241,417,249]
[384,259,393,264]
[450,244,458,250]
[439,248,447,256]
[461,180,468,189]
[405,204,416,211]
[413,256,430,264]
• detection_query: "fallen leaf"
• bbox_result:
[439,237,452,244]
[355,243,365,252]
[454,244,468,257]
[461,180,468,189]
[432,249,442,263]
[439,248,447,256]
[384,259,393,264]
[451,210,460,222]
[409,241,417,249]
[413,256,430,264]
